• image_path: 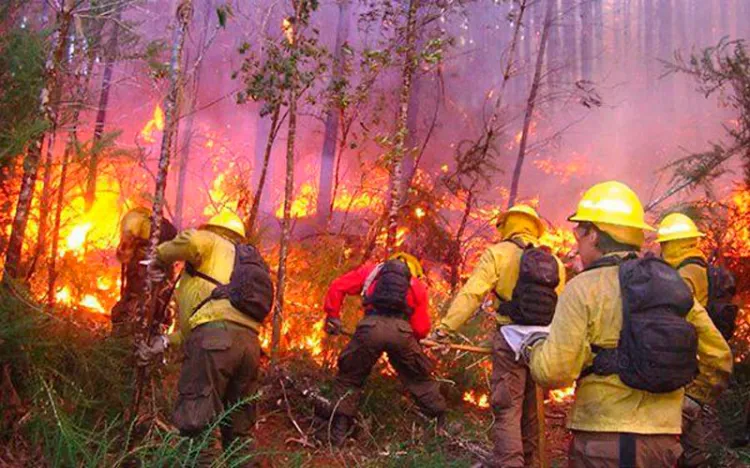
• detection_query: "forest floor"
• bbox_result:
[1,289,749,467]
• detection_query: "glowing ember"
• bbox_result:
[140,104,165,143]
[55,287,72,305]
[414,207,426,219]
[463,390,490,408]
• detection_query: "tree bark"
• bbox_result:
[385,0,419,254]
[138,0,192,324]
[507,0,553,209]
[3,0,74,282]
[490,0,527,123]
[272,85,297,362]
[247,104,281,233]
[316,0,351,225]
[658,0,673,109]
[85,8,121,212]
[175,0,213,229]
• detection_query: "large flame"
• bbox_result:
[140,104,165,143]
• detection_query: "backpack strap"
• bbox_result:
[677,257,708,270]
[184,262,227,317]
[505,237,530,250]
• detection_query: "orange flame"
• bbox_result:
[463,390,490,408]
[140,104,165,143]
[282,18,294,45]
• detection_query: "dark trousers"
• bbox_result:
[172,322,260,465]
[333,315,446,419]
[490,329,539,468]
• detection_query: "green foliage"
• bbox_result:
[0,27,46,165]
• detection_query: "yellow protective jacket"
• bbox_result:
[529,252,733,434]
[440,233,566,332]
[156,229,261,345]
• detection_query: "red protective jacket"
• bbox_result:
[323,263,431,339]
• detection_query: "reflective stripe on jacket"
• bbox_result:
[156,229,261,345]
[528,252,732,433]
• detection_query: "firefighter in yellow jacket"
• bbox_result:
[136,211,265,465]
[657,213,734,467]
[111,207,176,336]
[525,182,732,467]
[429,205,566,467]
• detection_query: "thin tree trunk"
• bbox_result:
[138,0,192,324]
[175,0,213,229]
[580,0,593,81]
[658,0,673,110]
[507,0,553,208]
[562,0,577,83]
[247,104,281,233]
[450,187,475,295]
[643,0,654,82]
[593,0,603,76]
[272,86,297,362]
[85,8,121,211]
[490,0,527,124]
[385,0,419,254]
[327,110,351,224]
[316,0,351,224]
[3,0,74,282]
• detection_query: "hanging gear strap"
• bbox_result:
[619,433,637,468]
[677,256,708,270]
[184,262,228,317]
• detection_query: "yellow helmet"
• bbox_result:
[656,213,705,243]
[389,252,424,278]
[206,210,246,239]
[568,181,654,231]
[496,204,546,236]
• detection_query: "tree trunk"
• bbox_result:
[316,0,351,225]
[643,0,654,82]
[594,0,603,75]
[3,0,74,282]
[579,0,593,81]
[400,70,421,200]
[491,0,527,123]
[547,0,561,111]
[658,0,673,110]
[450,187,474,295]
[85,8,121,212]
[272,87,297,362]
[561,0,578,83]
[385,0,419,254]
[507,0,553,209]
[138,0,192,325]
[247,104,281,233]
[175,0,213,229]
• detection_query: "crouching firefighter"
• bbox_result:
[523,181,732,467]
[657,213,738,467]
[428,204,566,468]
[111,207,177,336]
[136,211,274,464]
[322,252,447,446]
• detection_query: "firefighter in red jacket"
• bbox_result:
[323,252,446,445]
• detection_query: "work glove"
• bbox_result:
[325,317,343,335]
[520,331,548,364]
[135,334,169,367]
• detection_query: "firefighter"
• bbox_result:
[111,207,176,336]
[428,204,566,467]
[524,181,732,467]
[136,211,270,465]
[323,252,447,446]
[657,213,737,467]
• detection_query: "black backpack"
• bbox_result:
[186,243,274,324]
[497,239,560,326]
[362,259,413,315]
[582,254,698,393]
[679,257,738,341]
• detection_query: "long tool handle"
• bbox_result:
[536,384,548,468]
[420,339,492,354]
